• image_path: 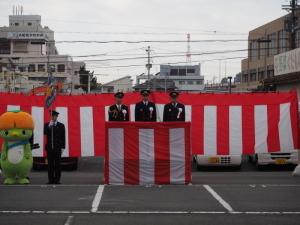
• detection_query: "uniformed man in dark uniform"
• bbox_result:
[163,91,185,122]
[44,110,65,184]
[108,92,129,121]
[135,90,157,122]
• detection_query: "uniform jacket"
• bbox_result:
[44,121,66,152]
[108,104,129,121]
[135,101,157,122]
[163,102,185,122]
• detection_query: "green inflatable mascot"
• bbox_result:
[0,110,34,184]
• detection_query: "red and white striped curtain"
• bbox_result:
[0,91,298,157]
[105,122,191,185]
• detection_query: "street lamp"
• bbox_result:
[227,76,233,94]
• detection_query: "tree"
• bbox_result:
[79,66,98,92]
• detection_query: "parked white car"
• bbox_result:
[195,155,242,168]
[250,150,298,168]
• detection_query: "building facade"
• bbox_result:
[240,11,300,91]
[100,76,133,93]
[0,14,84,92]
[159,64,204,92]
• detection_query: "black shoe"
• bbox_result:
[47,181,54,184]
[54,181,61,184]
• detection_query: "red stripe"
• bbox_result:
[155,126,170,184]
[290,100,300,149]
[93,106,105,156]
[68,107,81,157]
[191,106,204,154]
[184,125,191,184]
[43,108,51,157]
[124,127,139,185]
[267,105,280,152]
[217,106,229,155]
[242,105,255,154]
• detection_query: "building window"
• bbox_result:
[187,69,195,73]
[196,81,202,85]
[267,65,274,78]
[57,64,65,72]
[170,69,178,76]
[250,70,257,82]
[268,33,277,56]
[0,39,11,54]
[242,73,249,83]
[296,30,300,48]
[179,69,186,76]
[279,30,288,53]
[187,80,194,85]
[28,22,32,26]
[257,69,265,81]
[38,64,45,72]
[15,23,19,26]
[28,64,36,72]
[249,41,258,60]
[178,81,185,85]
[13,41,28,53]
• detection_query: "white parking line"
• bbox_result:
[64,216,74,225]
[91,185,104,212]
[203,184,234,213]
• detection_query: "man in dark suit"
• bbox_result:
[108,92,129,121]
[163,91,185,122]
[44,110,65,184]
[135,90,157,122]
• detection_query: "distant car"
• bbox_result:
[33,157,78,170]
[249,151,298,169]
[195,154,242,169]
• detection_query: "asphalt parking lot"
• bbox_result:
[0,157,300,225]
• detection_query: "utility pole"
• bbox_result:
[145,46,152,90]
[282,0,299,50]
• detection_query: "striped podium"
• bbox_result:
[104,122,191,185]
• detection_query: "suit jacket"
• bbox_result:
[44,121,66,152]
[163,102,185,122]
[108,104,129,121]
[135,101,157,122]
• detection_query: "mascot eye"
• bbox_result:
[4,130,9,135]
[22,130,26,135]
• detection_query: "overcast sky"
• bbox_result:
[0,0,288,84]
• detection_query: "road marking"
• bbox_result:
[0,210,300,215]
[64,216,74,225]
[91,185,104,212]
[203,184,234,212]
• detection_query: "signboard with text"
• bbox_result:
[274,47,300,76]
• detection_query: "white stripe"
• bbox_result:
[64,216,74,225]
[108,128,124,185]
[130,104,135,121]
[170,128,186,184]
[254,105,268,153]
[31,107,44,157]
[91,185,104,212]
[203,185,234,212]
[7,105,20,111]
[204,106,217,155]
[55,107,69,157]
[105,106,109,122]
[139,129,155,185]
[279,103,294,152]
[156,104,164,122]
[80,107,95,156]
[229,106,242,155]
[185,105,192,122]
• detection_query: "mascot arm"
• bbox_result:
[24,143,32,159]
[1,143,7,160]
